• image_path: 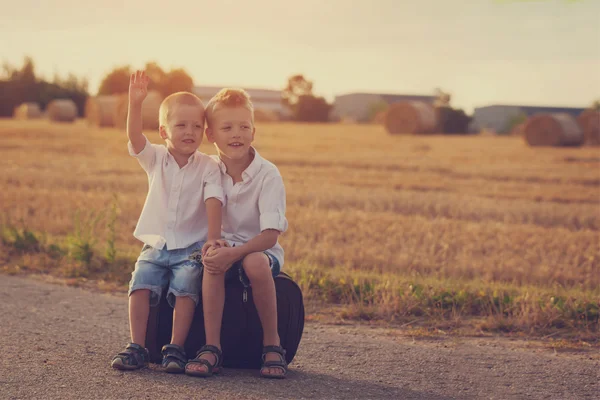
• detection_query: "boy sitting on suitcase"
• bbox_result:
[111,71,224,373]
[184,88,289,379]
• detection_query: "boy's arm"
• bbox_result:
[229,229,280,260]
[202,229,279,274]
[205,197,223,242]
[201,160,225,256]
[203,171,287,273]
[127,71,149,155]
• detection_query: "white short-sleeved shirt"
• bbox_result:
[212,148,288,266]
[129,136,224,250]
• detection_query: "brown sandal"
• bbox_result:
[184,345,223,377]
[260,345,288,379]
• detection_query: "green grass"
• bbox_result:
[1,218,597,338]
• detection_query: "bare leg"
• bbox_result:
[185,271,225,373]
[242,253,282,377]
[129,289,150,346]
[171,296,195,347]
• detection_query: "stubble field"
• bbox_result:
[1,119,598,336]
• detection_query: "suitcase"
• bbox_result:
[145,271,305,369]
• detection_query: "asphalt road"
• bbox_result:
[0,275,598,399]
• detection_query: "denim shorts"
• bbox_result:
[128,242,204,307]
[192,250,281,287]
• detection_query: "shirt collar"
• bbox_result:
[242,147,262,180]
[165,149,196,167]
[217,146,263,181]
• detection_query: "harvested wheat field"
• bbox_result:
[1,119,598,336]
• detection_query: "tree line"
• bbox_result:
[0,57,332,122]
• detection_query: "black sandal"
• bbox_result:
[185,345,223,377]
[161,344,188,374]
[260,345,288,379]
[111,343,149,371]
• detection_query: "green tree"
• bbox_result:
[294,95,332,122]
[282,74,313,107]
[367,100,389,122]
[97,66,131,95]
[503,112,527,135]
[282,74,331,122]
[162,68,194,97]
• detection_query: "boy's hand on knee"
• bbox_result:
[201,239,230,257]
[203,247,237,275]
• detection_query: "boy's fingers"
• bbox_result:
[130,73,135,83]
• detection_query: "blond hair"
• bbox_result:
[205,88,254,128]
[159,92,205,126]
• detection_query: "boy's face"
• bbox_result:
[206,106,255,161]
[159,104,205,156]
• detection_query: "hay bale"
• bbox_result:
[254,108,279,122]
[384,101,437,134]
[523,113,584,147]
[13,102,42,119]
[85,95,119,127]
[577,109,600,146]
[511,122,526,136]
[373,110,387,124]
[47,99,78,122]
[115,91,163,130]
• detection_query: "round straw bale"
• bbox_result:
[254,108,279,122]
[523,113,584,147]
[373,109,387,124]
[85,95,119,127]
[511,122,526,136]
[47,99,78,122]
[13,102,42,119]
[115,91,163,130]
[384,101,437,134]
[577,109,600,146]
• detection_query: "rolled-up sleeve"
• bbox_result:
[128,136,157,173]
[258,172,288,233]
[203,158,224,203]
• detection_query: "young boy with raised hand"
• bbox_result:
[111,71,223,373]
[184,89,289,379]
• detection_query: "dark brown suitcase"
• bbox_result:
[145,272,304,369]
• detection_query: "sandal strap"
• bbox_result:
[126,343,147,353]
[186,358,215,371]
[161,344,187,363]
[114,343,148,365]
[262,345,286,361]
[193,345,223,368]
[263,360,287,369]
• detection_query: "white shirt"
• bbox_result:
[213,148,288,266]
[129,136,224,250]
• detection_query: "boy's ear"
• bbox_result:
[251,126,256,142]
[205,127,215,143]
[159,125,168,140]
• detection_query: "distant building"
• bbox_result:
[333,92,436,122]
[192,86,291,119]
[472,104,586,134]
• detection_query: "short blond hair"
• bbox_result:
[205,88,254,128]
[159,92,205,126]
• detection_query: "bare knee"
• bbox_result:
[242,253,271,283]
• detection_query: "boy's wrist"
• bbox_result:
[128,102,143,109]
[230,245,244,261]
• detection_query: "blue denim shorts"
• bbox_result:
[192,250,281,287]
[128,242,204,307]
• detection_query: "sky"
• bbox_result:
[1,0,599,112]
